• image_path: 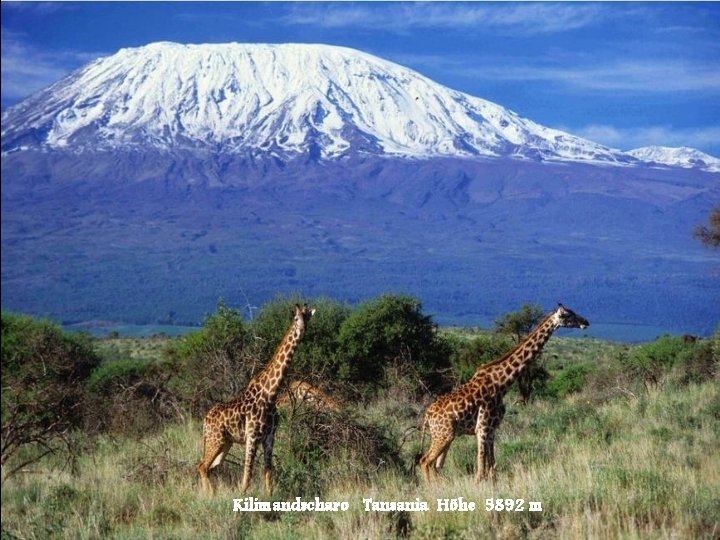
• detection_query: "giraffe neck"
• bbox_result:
[258,320,304,401]
[472,312,559,391]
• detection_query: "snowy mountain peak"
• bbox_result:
[1,42,716,171]
[1,42,630,164]
[627,146,720,172]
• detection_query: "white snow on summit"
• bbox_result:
[1,42,630,164]
[627,146,720,172]
[1,42,716,171]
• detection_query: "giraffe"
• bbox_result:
[277,380,341,413]
[419,304,588,484]
[197,303,315,495]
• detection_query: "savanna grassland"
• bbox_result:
[2,296,719,540]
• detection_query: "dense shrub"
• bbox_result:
[275,406,403,496]
[450,334,514,382]
[676,333,719,384]
[626,335,716,386]
[87,358,155,393]
[336,294,452,393]
[1,313,100,472]
[85,358,182,434]
[542,363,591,400]
[165,301,251,415]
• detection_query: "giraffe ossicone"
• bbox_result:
[197,303,315,495]
[418,304,589,484]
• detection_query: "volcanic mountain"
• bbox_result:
[1,43,718,337]
[0,42,659,165]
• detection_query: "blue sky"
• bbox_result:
[2,1,719,155]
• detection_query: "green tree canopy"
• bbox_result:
[336,294,451,392]
[494,303,544,343]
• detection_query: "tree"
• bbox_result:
[336,294,451,393]
[248,295,350,382]
[694,207,720,249]
[494,303,544,342]
[1,313,101,476]
[494,303,547,404]
[450,334,514,382]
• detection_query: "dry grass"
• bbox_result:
[2,379,718,539]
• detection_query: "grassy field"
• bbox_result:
[2,331,719,539]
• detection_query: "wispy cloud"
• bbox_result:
[465,60,720,93]
[394,52,720,94]
[2,2,75,16]
[282,2,610,34]
[568,124,720,153]
[1,30,106,104]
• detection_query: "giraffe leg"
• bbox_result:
[420,437,453,483]
[475,429,488,483]
[262,409,279,495]
[486,401,504,483]
[485,430,497,483]
[475,408,491,483]
[434,448,449,470]
[197,436,230,495]
[241,426,261,494]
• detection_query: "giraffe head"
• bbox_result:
[293,303,315,333]
[553,304,589,329]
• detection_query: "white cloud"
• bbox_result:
[282,3,609,34]
[469,61,720,93]
[567,124,720,153]
[1,30,106,104]
[395,52,720,94]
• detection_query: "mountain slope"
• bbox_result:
[2,42,638,165]
[1,42,718,337]
[628,146,720,172]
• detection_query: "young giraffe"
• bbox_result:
[419,304,589,484]
[197,304,315,495]
[277,380,341,413]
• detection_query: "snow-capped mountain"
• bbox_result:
[1,42,636,165]
[2,42,718,336]
[628,146,720,173]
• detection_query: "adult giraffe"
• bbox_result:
[197,304,315,494]
[419,304,589,483]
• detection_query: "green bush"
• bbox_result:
[87,358,155,393]
[275,408,403,496]
[84,356,183,434]
[165,300,250,415]
[450,334,514,382]
[335,294,452,393]
[626,335,715,386]
[1,312,101,471]
[677,334,719,384]
[543,363,591,400]
[248,295,350,382]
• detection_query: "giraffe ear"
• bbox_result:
[310,309,316,316]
